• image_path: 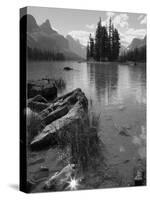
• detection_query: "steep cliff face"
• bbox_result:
[128,36,146,50]
[66,35,86,59]
[21,14,83,60]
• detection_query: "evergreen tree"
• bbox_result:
[108,18,113,60]
[95,18,102,61]
[27,47,65,61]
[112,28,120,60]
[101,26,109,61]
[89,34,95,59]
[86,16,120,62]
[86,42,90,60]
[119,45,146,62]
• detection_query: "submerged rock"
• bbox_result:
[134,170,144,186]
[28,80,57,101]
[28,95,48,103]
[64,66,73,71]
[119,127,130,137]
[44,164,75,190]
[30,88,88,150]
[27,95,50,113]
[28,101,49,113]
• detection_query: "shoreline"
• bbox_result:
[27,59,146,65]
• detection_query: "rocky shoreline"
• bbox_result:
[27,80,101,192]
[28,88,88,150]
[26,79,146,192]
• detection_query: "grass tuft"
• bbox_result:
[27,108,45,145]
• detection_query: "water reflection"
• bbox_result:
[132,125,146,159]
[28,61,146,184]
[27,61,146,109]
[87,63,118,106]
[87,63,146,108]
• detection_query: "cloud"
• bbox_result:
[68,30,94,46]
[106,11,115,18]
[68,12,146,48]
[102,11,115,26]
[103,13,129,28]
[86,24,96,29]
[140,16,147,24]
[138,15,144,20]
[52,26,59,32]
[120,28,146,46]
[125,28,146,37]
[113,14,129,28]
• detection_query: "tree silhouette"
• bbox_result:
[27,47,65,61]
[86,17,120,62]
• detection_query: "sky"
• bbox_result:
[27,6,147,47]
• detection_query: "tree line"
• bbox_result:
[119,46,146,62]
[27,47,65,61]
[87,18,120,61]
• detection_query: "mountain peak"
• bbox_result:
[24,14,39,32]
[40,19,57,35]
[40,19,51,28]
[66,34,86,59]
[128,35,146,50]
[43,19,51,28]
[66,35,82,45]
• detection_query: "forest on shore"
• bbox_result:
[86,17,146,63]
[26,16,146,63]
[27,47,66,61]
[119,46,146,62]
[86,18,120,62]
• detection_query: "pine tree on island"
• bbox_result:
[87,17,120,62]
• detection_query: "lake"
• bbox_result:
[27,61,146,187]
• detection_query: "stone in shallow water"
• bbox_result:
[28,80,57,101]
[44,164,75,190]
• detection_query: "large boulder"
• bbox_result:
[28,101,50,113]
[27,95,50,113]
[28,95,48,103]
[28,80,57,101]
[30,88,88,150]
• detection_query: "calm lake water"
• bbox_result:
[28,61,146,187]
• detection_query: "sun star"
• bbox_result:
[68,178,79,190]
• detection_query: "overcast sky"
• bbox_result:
[28,6,147,47]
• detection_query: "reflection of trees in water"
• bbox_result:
[87,63,118,106]
[129,64,146,85]
[117,64,146,105]
[130,65,146,104]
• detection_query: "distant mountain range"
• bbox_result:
[66,35,86,59]
[21,14,146,60]
[128,36,146,50]
[120,35,146,55]
[22,14,86,60]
